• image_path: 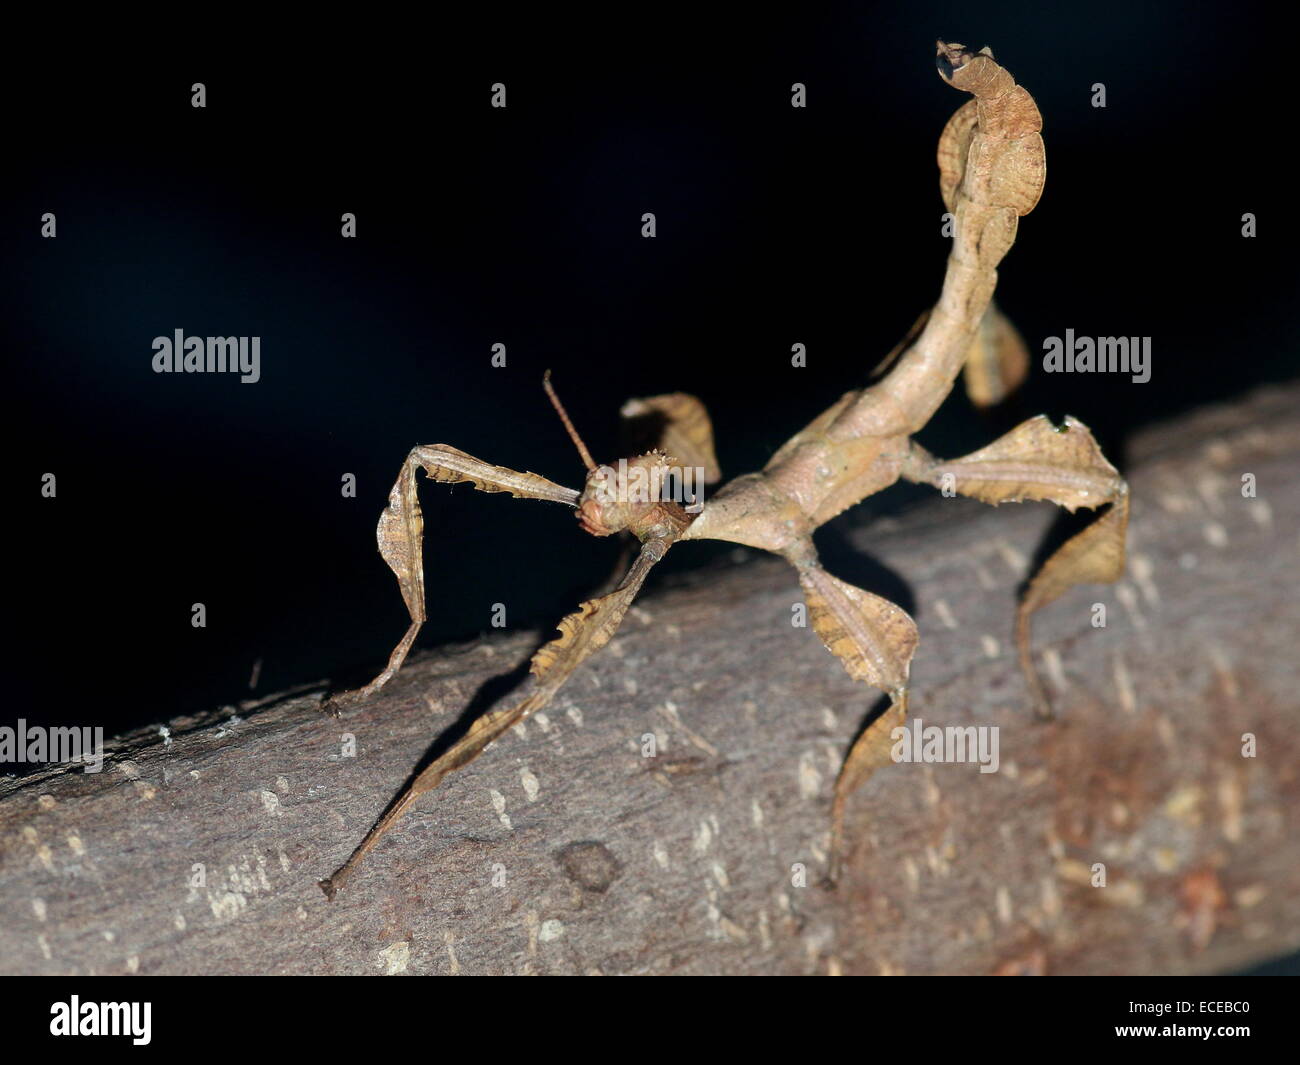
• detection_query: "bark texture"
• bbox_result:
[2,385,1297,975]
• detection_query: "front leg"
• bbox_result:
[322,445,579,715]
[321,535,673,897]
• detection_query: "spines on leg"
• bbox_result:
[902,415,1130,717]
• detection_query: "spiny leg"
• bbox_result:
[321,534,674,898]
[322,444,580,716]
[901,414,1129,718]
[619,391,723,488]
[784,542,919,887]
[592,390,723,593]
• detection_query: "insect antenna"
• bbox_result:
[543,369,597,472]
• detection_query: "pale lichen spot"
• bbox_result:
[719,916,749,943]
[1042,648,1068,692]
[259,790,281,816]
[1235,884,1268,909]
[824,745,840,779]
[1112,656,1137,714]
[565,706,585,727]
[657,701,719,756]
[1203,521,1229,548]
[995,539,1028,573]
[1218,771,1244,843]
[1055,859,1093,886]
[1102,880,1144,907]
[652,840,670,869]
[1164,785,1203,825]
[520,767,540,802]
[1022,767,1048,789]
[995,885,1012,925]
[1046,832,1066,861]
[933,598,959,630]
[539,919,564,943]
[1152,847,1180,873]
[980,634,1000,658]
[489,789,512,829]
[67,834,85,857]
[923,766,941,807]
[1130,554,1161,606]
[797,751,823,800]
[37,794,56,811]
[32,897,47,922]
[1115,582,1147,629]
[208,890,247,922]
[1040,876,1062,920]
[692,820,714,853]
[1207,645,1240,699]
[377,941,410,975]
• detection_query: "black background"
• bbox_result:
[6,2,1291,745]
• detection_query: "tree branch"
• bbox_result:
[2,385,1298,975]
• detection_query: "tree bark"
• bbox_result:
[2,385,1298,975]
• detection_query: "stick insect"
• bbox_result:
[319,42,1129,897]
